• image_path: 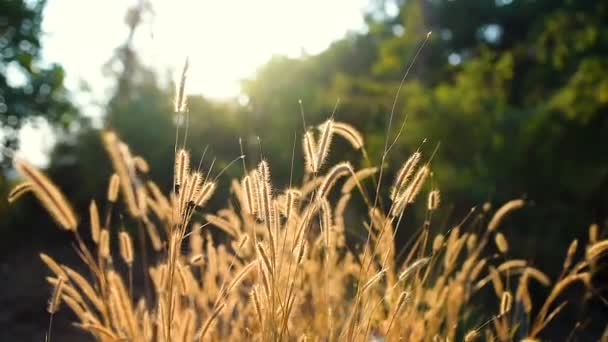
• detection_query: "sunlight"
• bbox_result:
[141,0,367,98]
[43,0,367,100]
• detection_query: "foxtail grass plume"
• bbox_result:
[47,276,65,314]
[331,121,364,150]
[102,132,139,217]
[13,159,77,231]
[390,152,421,200]
[500,291,512,315]
[588,224,599,243]
[89,200,100,243]
[303,130,318,173]
[317,162,353,200]
[174,149,190,188]
[495,233,509,253]
[107,173,120,202]
[119,231,134,265]
[428,190,440,210]
[315,118,334,171]
[487,199,525,232]
[7,181,32,203]
[242,175,256,215]
[341,167,377,194]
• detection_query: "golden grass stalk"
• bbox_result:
[284,188,300,219]
[316,118,334,171]
[30,116,599,341]
[40,253,68,279]
[133,156,150,173]
[256,242,273,276]
[174,58,189,113]
[119,231,134,265]
[251,286,264,325]
[487,199,524,232]
[332,121,364,150]
[563,239,578,270]
[226,260,258,293]
[205,214,238,238]
[391,165,429,216]
[464,330,478,342]
[427,189,440,210]
[500,291,512,315]
[62,266,104,313]
[99,229,110,259]
[189,254,204,266]
[7,181,32,203]
[586,239,608,263]
[198,303,226,339]
[107,173,120,202]
[194,181,216,207]
[361,269,386,293]
[530,272,590,337]
[242,175,256,215]
[47,276,65,314]
[432,234,444,252]
[13,159,78,231]
[588,224,599,243]
[103,132,140,217]
[317,162,353,199]
[398,257,430,282]
[495,233,509,254]
[303,130,318,173]
[403,165,429,204]
[390,151,421,200]
[341,167,377,194]
[89,200,100,243]
[174,148,190,188]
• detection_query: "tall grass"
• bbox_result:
[9,116,605,341]
[8,36,606,341]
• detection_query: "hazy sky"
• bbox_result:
[42,0,367,99]
[16,0,367,165]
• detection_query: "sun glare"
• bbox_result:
[44,0,367,100]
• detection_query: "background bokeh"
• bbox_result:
[1,0,607,340]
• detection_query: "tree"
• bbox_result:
[0,0,76,159]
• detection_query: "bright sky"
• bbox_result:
[42,0,367,100]
[16,0,367,166]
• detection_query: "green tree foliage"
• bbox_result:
[0,0,76,154]
[238,0,608,275]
